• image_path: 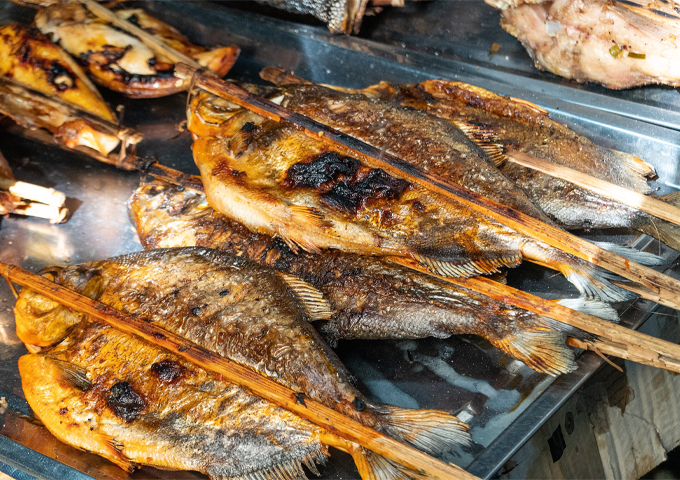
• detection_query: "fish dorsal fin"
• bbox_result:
[49,357,92,391]
[238,459,309,480]
[279,273,333,321]
[451,120,506,166]
[412,253,522,278]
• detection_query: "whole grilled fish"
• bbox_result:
[130,180,618,375]
[260,70,680,253]
[33,4,239,98]
[15,248,470,477]
[188,89,661,302]
[486,0,680,89]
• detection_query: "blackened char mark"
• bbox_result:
[150,360,185,384]
[284,152,360,189]
[105,381,145,422]
[45,61,76,92]
[284,151,409,215]
[322,169,409,215]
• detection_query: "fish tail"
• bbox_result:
[349,447,417,480]
[638,192,680,252]
[493,298,617,375]
[521,241,661,302]
[374,405,471,457]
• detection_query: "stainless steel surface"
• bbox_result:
[0,1,679,479]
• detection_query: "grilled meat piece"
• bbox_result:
[486,0,680,89]
[188,88,661,302]
[130,180,619,375]
[14,248,471,474]
[0,23,115,122]
[34,4,239,98]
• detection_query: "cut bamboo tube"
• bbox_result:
[0,263,476,480]
[0,178,66,208]
[8,201,69,223]
[388,257,680,373]
[505,150,680,227]
[175,64,680,310]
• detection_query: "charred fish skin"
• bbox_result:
[129,181,608,376]
[0,23,115,122]
[487,0,680,89]
[33,3,239,98]
[188,89,642,303]
[252,0,370,34]
[15,247,472,456]
[19,321,330,479]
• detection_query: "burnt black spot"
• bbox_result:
[59,407,68,415]
[241,122,259,133]
[353,397,366,411]
[178,344,189,352]
[284,152,360,190]
[151,360,184,384]
[232,170,245,177]
[147,56,156,68]
[322,169,409,215]
[219,289,230,296]
[412,200,426,213]
[105,382,145,422]
[192,307,201,315]
[126,14,142,28]
[152,332,165,339]
[18,43,31,63]
[294,392,307,407]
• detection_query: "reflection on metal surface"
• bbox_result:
[0,1,678,479]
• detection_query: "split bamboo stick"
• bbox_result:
[505,150,680,227]
[388,257,680,373]
[0,263,477,480]
[6,201,69,223]
[0,178,66,208]
[174,64,680,310]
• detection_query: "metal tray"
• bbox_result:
[0,1,678,479]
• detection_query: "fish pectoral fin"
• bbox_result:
[234,459,310,480]
[278,273,333,321]
[95,433,135,473]
[47,356,92,391]
[451,120,506,167]
[348,446,417,480]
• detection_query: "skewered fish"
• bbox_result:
[130,180,618,375]
[14,247,470,478]
[260,70,680,253]
[486,0,680,89]
[188,88,661,303]
[33,3,240,98]
[252,0,370,34]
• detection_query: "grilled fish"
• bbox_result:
[486,0,680,89]
[188,88,661,302]
[14,247,470,477]
[130,180,618,375]
[252,0,370,34]
[34,4,239,98]
[260,70,680,253]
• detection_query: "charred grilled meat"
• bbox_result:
[260,71,680,253]
[188,88,662,303]
[34,4,239,98]
[130,180,618,375]
[14,248,470,478]
[486,0,680,89]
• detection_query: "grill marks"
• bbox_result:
[283,151,410,215]
[105,381,145,422]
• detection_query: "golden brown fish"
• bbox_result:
[259,70,680,253]
[34,4,240,98]
[130,180,618,375]
[188,89,662,303]
[14,248,470,478]
[486,0,680,89]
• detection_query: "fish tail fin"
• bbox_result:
[350,447,417,480]
[193,45,240,77]
[375,405,471,457]
[611,150,657,188]
[493,298,616,375]
[638,192,680,252]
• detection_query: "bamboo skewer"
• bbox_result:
[174,64,680,310]
[388,257,680,373]
[0,263,477,480]
[0,178,66,208]
[505,150,680,227]
[6,201,69,223]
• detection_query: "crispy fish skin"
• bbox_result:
[0,23,115,122]
[487,0,680,89]
[129,181,610,375]
[19,322,332,479]
[252,0,370,33]
[188,89,645,302]
[15,248,471,458]
[34,4,239,98]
